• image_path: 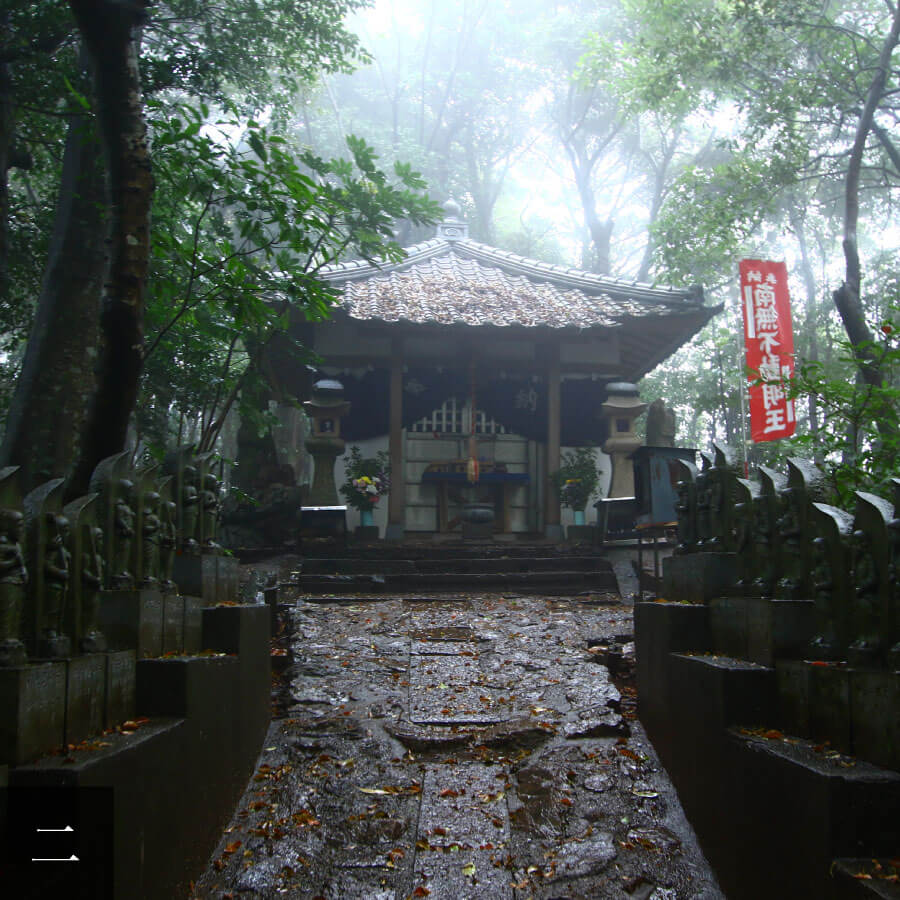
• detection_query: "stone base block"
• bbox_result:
[850,669,899,771]
[462,520,492,539]
[566,524,595,542]
[104,650,135,729]
[775,659,811,738]
[64,654,106,745]
[97,589,163,658]
[354,525,379,541]
[172,553,239,605]
[808,662,852,754]
[634,601,711,750]
[0,662,66,765]
[710,595,815,666]
[720,729,900,900]
[182,595,206,653]
[662,551,736,603]
[162,592,184,654]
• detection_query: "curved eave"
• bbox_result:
[319,237,705,309]
[620,303,724,382]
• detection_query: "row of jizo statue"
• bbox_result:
[0,447,223,667]
[674,447,900,669]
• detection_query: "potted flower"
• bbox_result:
[550,447,602,525]
[340,446,391,528]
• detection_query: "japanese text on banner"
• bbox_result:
[739,259,796,442]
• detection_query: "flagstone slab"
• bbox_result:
[417,764,510,849]
[409,653,501,724]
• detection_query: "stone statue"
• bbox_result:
[889,478,899,667]
[200,472,221,551]
[808,502,854,661]
[777,459,827,602]
[160,499,177,592]
[41,512,71,657]
[733,478,759,594]
[752,467,785,598]
[673,459,698,555]
[80,525,106,653]
[847,491,893,667]
[645,398,676,447]
[139,490,161,587]
[0,507,27,666]
[112,479,136,589]
[706,445,740,550]
[694,452,713,547]
[180,465,200,554]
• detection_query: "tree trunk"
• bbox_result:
[0,87,107,492]
[66,0,153,498]
[833,4,900,395]
[0,50,10,302]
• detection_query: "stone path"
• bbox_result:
[192,593,723,899]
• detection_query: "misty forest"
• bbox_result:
[1,0,898,506]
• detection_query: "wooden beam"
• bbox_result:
[388,340,404,530]
[545,344,561,529]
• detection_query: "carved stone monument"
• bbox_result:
[61,493,106,654]
[808,501,855,660]
[23,478,70,658]
[775,458,827,601]
[0,467,27,667]
[847,492,893,667]
[752,467,786,599]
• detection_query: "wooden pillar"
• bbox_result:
[387,340,404,540]
[544,344,562,538]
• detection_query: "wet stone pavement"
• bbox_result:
[192,593,723,899]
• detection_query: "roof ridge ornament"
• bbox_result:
[436,197,468,242]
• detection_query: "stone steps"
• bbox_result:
[301,555,606,575]
[299,568,618,595]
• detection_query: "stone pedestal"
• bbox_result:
[161,592,184,654]
[662,551,737,603]
[97,589,163,658]
[172,553,239,606]
[355,525,379,541]
[0,662,66,765]
[808,662,852,754]
[851,669,900,772]
[182,595,206,654]
[566,524,595,543]
[709,595,815,667]
[64,654,106,745]
[104,650,135,728]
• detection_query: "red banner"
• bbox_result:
[739,259,796,442]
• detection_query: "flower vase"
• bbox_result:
[360,508,375,528]
[573,509,585,526]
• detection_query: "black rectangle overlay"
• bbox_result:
[0,786,113,899]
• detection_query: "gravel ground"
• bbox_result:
[191,589,723,900]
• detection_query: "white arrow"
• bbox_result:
[31,854,80,862]
[36,825,74,833]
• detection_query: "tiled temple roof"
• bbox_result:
[319,237,707,331]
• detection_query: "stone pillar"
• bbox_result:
[544,345,562,539]
[602,382,647,499]
[386,341,405,541]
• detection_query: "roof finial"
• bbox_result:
[436,197,468,241]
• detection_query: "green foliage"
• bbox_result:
[779,315,899,507]
[550,447,603,510]
[339,445,391,512]
[141,99,441,455]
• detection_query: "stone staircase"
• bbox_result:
[297,541,620,596]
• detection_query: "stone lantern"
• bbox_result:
[602,382,647,498]
[303,379,351,506]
